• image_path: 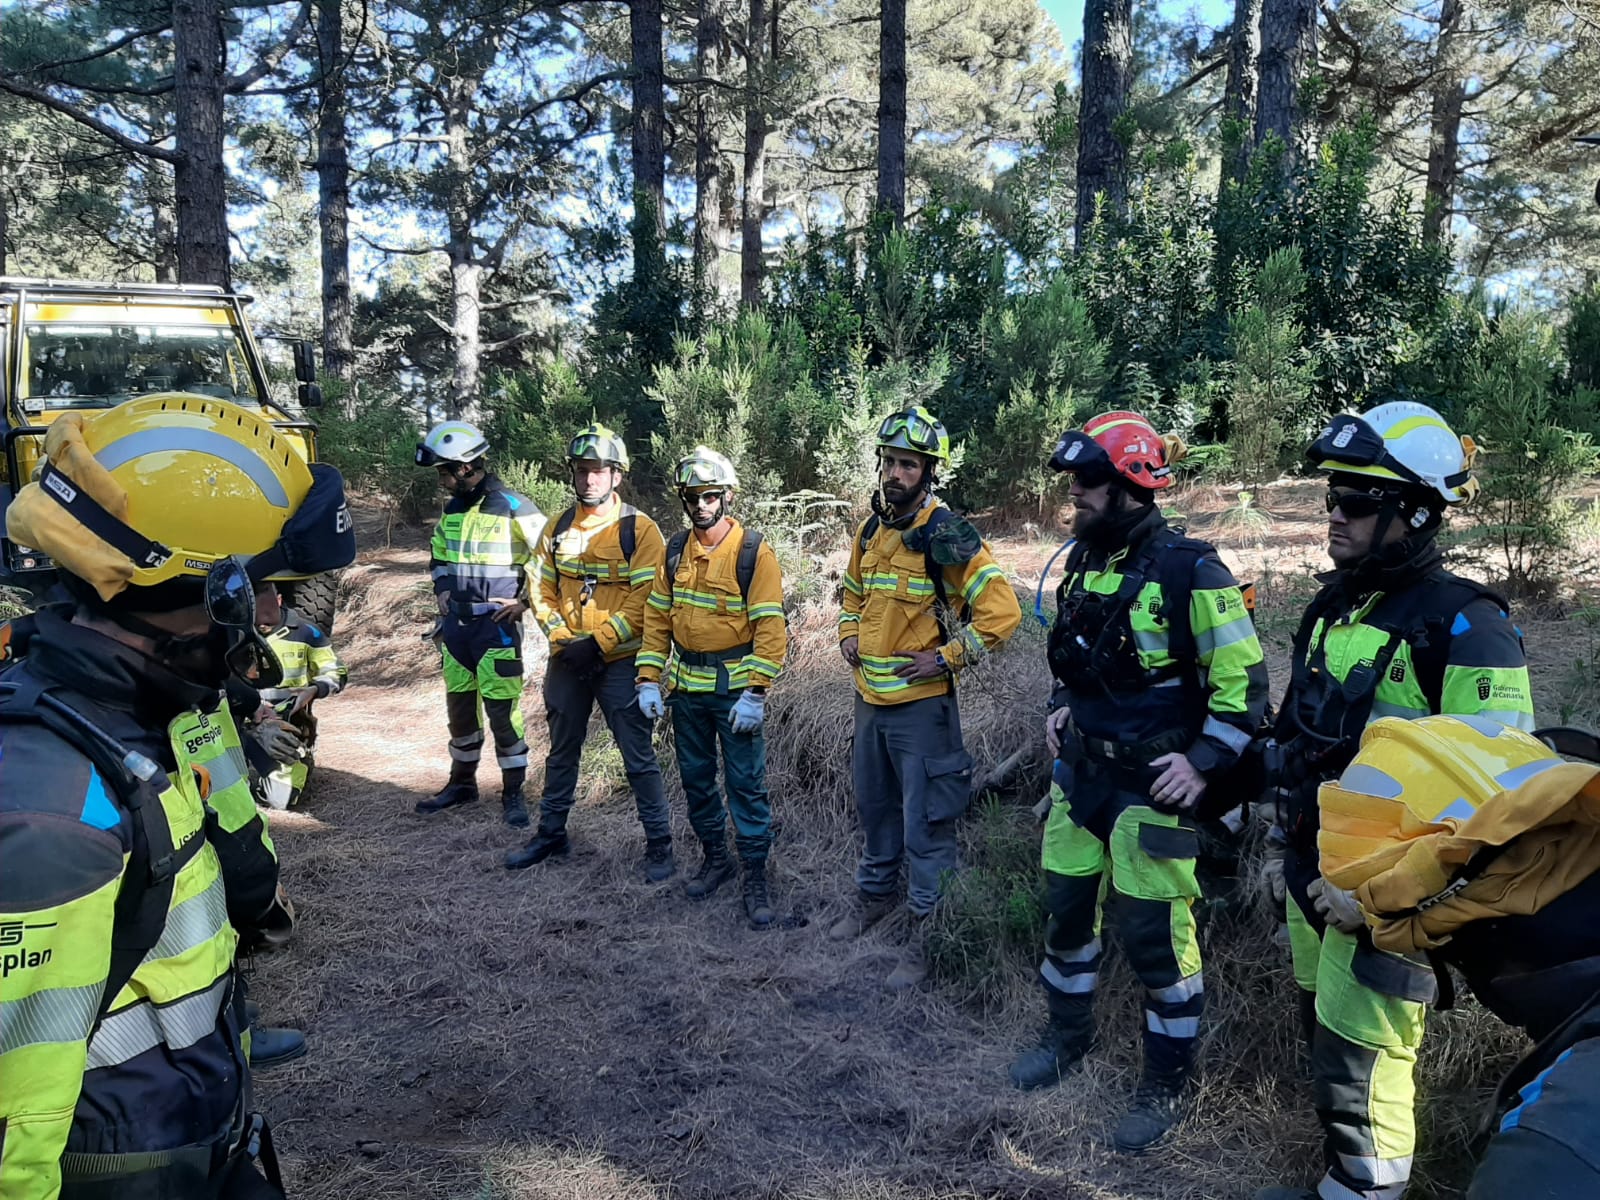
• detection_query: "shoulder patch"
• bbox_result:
[1451,611,1471,636]
[81,767,121,830]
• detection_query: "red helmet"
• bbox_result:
[1048,410,1176,491]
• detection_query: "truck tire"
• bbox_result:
[278,571,341,634]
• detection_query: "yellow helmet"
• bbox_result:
[7,395,328,601]
[1318,715,1563,880]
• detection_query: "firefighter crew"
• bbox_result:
[1314,718,1600,1200]
[636,447,788,927]
[1009,410,1270,1152]
[0,395,357,1198]
[413,421,546,828]
[507,424,675,878]
[253,598,348,809]
[1254,401,1535,1200]
[827,407,1022,987]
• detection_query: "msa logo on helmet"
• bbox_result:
[0,920,55,978]
[44,472,77,503]
[184,557,212,572]
[1477,676,1492,702]
[1332,422,1357,449]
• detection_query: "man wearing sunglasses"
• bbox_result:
[0,396,357,1198]
[414,420,546,828]
[1257,401,1535,1200]
[1011,410,1269,1153]
[636,447,787,927]
[829,406,1022,988]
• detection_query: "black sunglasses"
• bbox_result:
[1325,489,1389,519]
[686,490,726,506]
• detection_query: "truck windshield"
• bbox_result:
[22,320,261,410]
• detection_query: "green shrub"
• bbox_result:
[313,380,436,520]
[1462,311,1600,596]
[1227,247,1317,495]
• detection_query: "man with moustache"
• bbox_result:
[1009,411,1268,1155]
[414,421,546,828]
[507,424,674,878]
[828,407,1022,988]
[1255,402,1533,1200]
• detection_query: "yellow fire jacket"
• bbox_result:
[636,519,787,692]
[533,502,666,662]
[1327,762,1600,954]
[838,501,1022,706]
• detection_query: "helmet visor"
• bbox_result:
[878,411,943,456]
[208,555,283,688]
[1047,430,1114,482]
[676,459,725,487]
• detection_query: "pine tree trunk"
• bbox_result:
[693,0,723,294]
[1222,0,1262,186]
[740,0,768,307]
[1423,0,1466,245]
[316,0,354,380]
[876,0,907,223]
[444,78,480,415]
[1254,0,1317,167]
[172,0,231,288]
[631,0,666,283]
[1075,0,1133,248]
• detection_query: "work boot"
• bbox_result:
[1008,1018,1094,1090]
[501,789,530,829]
[1252,1189,1318,1200]
[685,841,736,900]
[642,837,676,883]
[742,861,774,929]
[248,1026,308,1071]
[1112,1069,1189,1153]
[505,827,569,870]
[827,891,897,942]
[886,912,930,990]
[415,782,477,814]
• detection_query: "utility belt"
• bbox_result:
[674,641,753,695]
[1261,734,1350,852]
[450,600,508,620]
[60,1112,282,1200]
[1058,722,1193,839]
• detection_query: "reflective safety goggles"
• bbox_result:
[208,555,283,688]
[878,410,943,456]
[568,433,623,465]
[676,460,727,487]
[1325,488,1391,519]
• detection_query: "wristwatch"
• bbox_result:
[935,651,949,673]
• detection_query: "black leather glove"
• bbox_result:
[557,636,606,679]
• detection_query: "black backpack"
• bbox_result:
[550,504,639,569]
[664,527,765,605]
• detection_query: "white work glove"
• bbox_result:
[637,683,665,720]
[1258,826,1288,906]
[1307,877,1365,934]
[252,717,304,766]
[729,689,765,734]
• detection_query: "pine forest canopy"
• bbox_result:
[1,0,1597,446]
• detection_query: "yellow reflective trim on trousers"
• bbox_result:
[1041,786,1105,875]
[1109,807,1201,901]
[1313,927,1426,1052]
[1286,899,1321,991]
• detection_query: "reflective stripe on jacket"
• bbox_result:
[636,519,787,692]
[260,610,346,701]
[429,477,545,607]
[534,503,666,662]
[838,500,1021,706]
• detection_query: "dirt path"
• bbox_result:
[251,489,1585,1199]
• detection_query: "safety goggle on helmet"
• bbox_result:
[567,423,630,471]
[674,447,739,490]
[1048,411,1174,490]
[1307,403,1477,505]
[876,407,950,462]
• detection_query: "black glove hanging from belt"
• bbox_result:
[557,635,607,680]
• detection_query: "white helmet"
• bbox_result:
[415,421,489,467]
[674,446,740,490]
[1308,401,1478,505]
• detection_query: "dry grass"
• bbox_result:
[254,490,1590,1200]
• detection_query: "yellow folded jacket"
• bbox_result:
[6,414,138,601]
